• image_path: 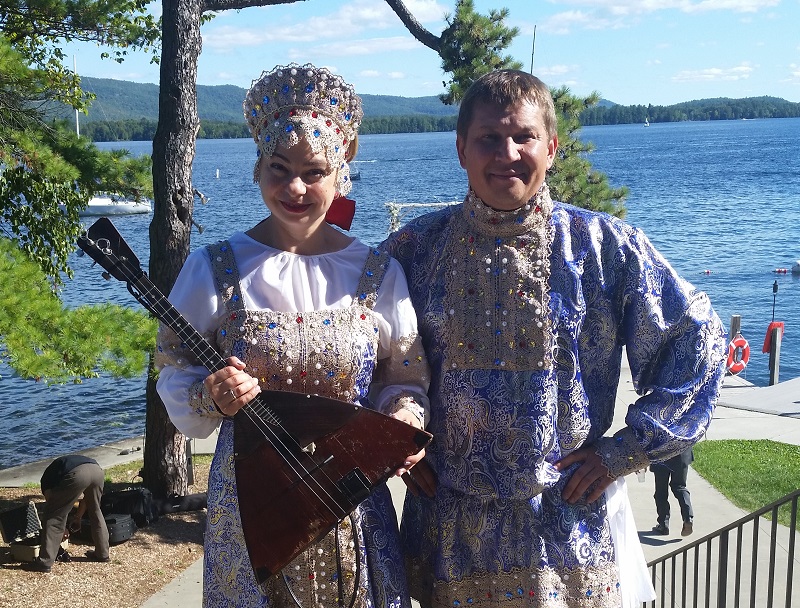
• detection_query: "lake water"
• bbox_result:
[2,118,798,469]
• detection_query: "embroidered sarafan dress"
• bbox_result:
[156,232,430,608]
[383,187,726,608]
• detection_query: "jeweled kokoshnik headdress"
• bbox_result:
[243,63,363,196]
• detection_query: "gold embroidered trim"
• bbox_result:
[441,189,554,371]
[156,325,227,419]
[204,241,391,402]
[207,241,243,313]
[266,516,365,607]
[188,379,226,418]
[354,248,391,310]
[375,333,430,388]
[408,561,622,608]
[594,428,649,478]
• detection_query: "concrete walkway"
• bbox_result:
[2,361,799,607]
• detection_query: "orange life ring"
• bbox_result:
[726,336,750,375]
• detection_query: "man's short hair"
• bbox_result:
[456,70,557,140]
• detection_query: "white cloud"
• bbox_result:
[680,0,780,13]
[214,72,238,82]
[300,0,447,35]
[202,0,448,54]
[203,25,318,51]
[294,36,422,58]
[541,0,779,29]
[551,0,779,12]
[357,69,406,80]
[544,10,615,34]
[401,0,450,21]
[538,64,579,77]
[671,63,755,82]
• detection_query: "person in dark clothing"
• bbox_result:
[26,455,109,573]
[651,447,695,536]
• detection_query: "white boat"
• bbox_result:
[644,117,650,127]
[60,194,152,216]
[70,57,151,217]
[79,194,152,216]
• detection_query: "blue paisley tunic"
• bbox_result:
[156,232,430,608]
[383,187,727,608]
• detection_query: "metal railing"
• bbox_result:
[644,488,799,607]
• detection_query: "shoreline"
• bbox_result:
[3,371,800,483]
[0,432,219,487]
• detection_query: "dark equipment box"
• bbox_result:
[0,501,69,562]
[79,513,136,545]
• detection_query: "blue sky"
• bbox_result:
[65,0,800,106]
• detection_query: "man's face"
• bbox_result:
[456,99,558,212]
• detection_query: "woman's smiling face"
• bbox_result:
[258,139,338,234]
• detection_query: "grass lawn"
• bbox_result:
[693,439,800,527]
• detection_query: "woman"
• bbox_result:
[156,63,430,607]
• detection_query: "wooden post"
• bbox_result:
[729,315,741,339]
[768,326,781,385]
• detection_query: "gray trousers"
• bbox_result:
[40,463,109,566]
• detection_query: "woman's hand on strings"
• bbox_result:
[206,356,261,417]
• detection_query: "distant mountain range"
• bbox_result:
[66,77,461,124]
[63,77,800,129]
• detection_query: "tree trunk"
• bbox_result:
[140,0,442,497]
[143,362,190,496]
[143,0,203,498]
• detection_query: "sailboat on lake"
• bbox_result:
[71,57,152,216]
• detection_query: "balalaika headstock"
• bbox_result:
[77,217,143,285]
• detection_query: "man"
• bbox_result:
[651,447,695,536]
[27,455,109,573]
[384,69,726,607]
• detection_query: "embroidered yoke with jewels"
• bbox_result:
[383,186,727,608]
[156,232,430,608]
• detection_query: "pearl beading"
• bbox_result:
[243,64,363,196]
[440,188,554,371]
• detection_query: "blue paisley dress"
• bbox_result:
[383,187,727,608]
[156,232,430,608]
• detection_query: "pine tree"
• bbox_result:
[549,86,628,217]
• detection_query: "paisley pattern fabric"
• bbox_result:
[156,233,430,608]
[383,187,727,607]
